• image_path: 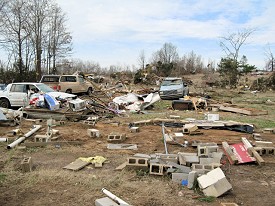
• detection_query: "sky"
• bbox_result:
[56,0,275,69]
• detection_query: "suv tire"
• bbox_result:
[0,98,10,108]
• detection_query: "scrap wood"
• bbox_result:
[218,105,268,116]
[222,142,238,165]
[63,158,90,171]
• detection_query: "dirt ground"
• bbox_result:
[1,116,275,206]
[1,87,275,205]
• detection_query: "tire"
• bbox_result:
[87,87,93,95]
[0,98,11,108]
[65,89,72,94]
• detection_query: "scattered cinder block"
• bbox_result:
[172,173,189,184]
[107,134,126,142]
[188,171,198,189]
[203,176,232,197]
[178,152,199,166]
[149,163,164,175]
[34,135,50,142]
[130,126,139,133]
[200,157,214,165]
[87,129,100,138]
[156,153,178,163]
[198,145,208,157]
[197,167,232,197]
[166,161,191,173]
[183,124,198,134]
[95,197,119,206]
[126,157,149,170]
[255,141,273,148]
[21,157,33,172]
[133,153,151,159]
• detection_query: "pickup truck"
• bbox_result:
[0,82,76,108]
[40,74,93,95]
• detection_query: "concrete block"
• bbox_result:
[187,171,198,189]
[87,129,100,138]
[95,197,119,206]
[126,157,149,169]
[183,124,198,134]
[197,167,225,189]
[149,163,164,175]
[130,126,139,133]
[262,128,275,134]
[198,146,208,157]
[202,177,232,197]
[255,141,273,148]
[200,158,214,165]
[252,133,262,141]
[210,152,223,163]
[178,153,199,166]
[172,173,189,184]
[34,135,50,142]
[107,134,126,142]
[165,161,191,173]
[21,157,33,172]
[133,153,151,159]
[156,153,178,163]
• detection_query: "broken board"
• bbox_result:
[219,105,268,116]
[230,143,256,164]
[63,159,90,171]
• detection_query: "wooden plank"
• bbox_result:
[222,142,238,165]
[22,141,83,147]
[219,105,268,116]
[63,159,90,171]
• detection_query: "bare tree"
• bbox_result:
[46,4,72,74]
[137,50,146,69]
[220,28,255,61]
[0,0,29,77]
[264,44,274,71]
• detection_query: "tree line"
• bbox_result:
[0,0,72,83]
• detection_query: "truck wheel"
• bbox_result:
[87,87,93,95]
[0,98,11,108]
[65,89,72,94]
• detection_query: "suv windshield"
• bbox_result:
[161,79,182,86]
[36,84,55,93]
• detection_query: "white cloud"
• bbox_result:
[56,0,275,68]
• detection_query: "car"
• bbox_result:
[40,74,93,95]
[0,82,76,108]
[159,77,189,100]
[0,84,6,91]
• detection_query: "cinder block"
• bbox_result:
[95,197,119,206]
[156,153,178,163]
[183,124,198,134]
[198,146,208,157]
[107,134,126,142]
[87,129,100,138]
[21,157,33,172]
[130,127,139,133]
[255,141,273,148]
[149,163,164,175]
[172,173,189,184]
[178,153,199,166]
[34,135,50,142]
[188,171,198,189]
[202,177,232,197]
[126,157,149,169]
[197,167,225,189]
